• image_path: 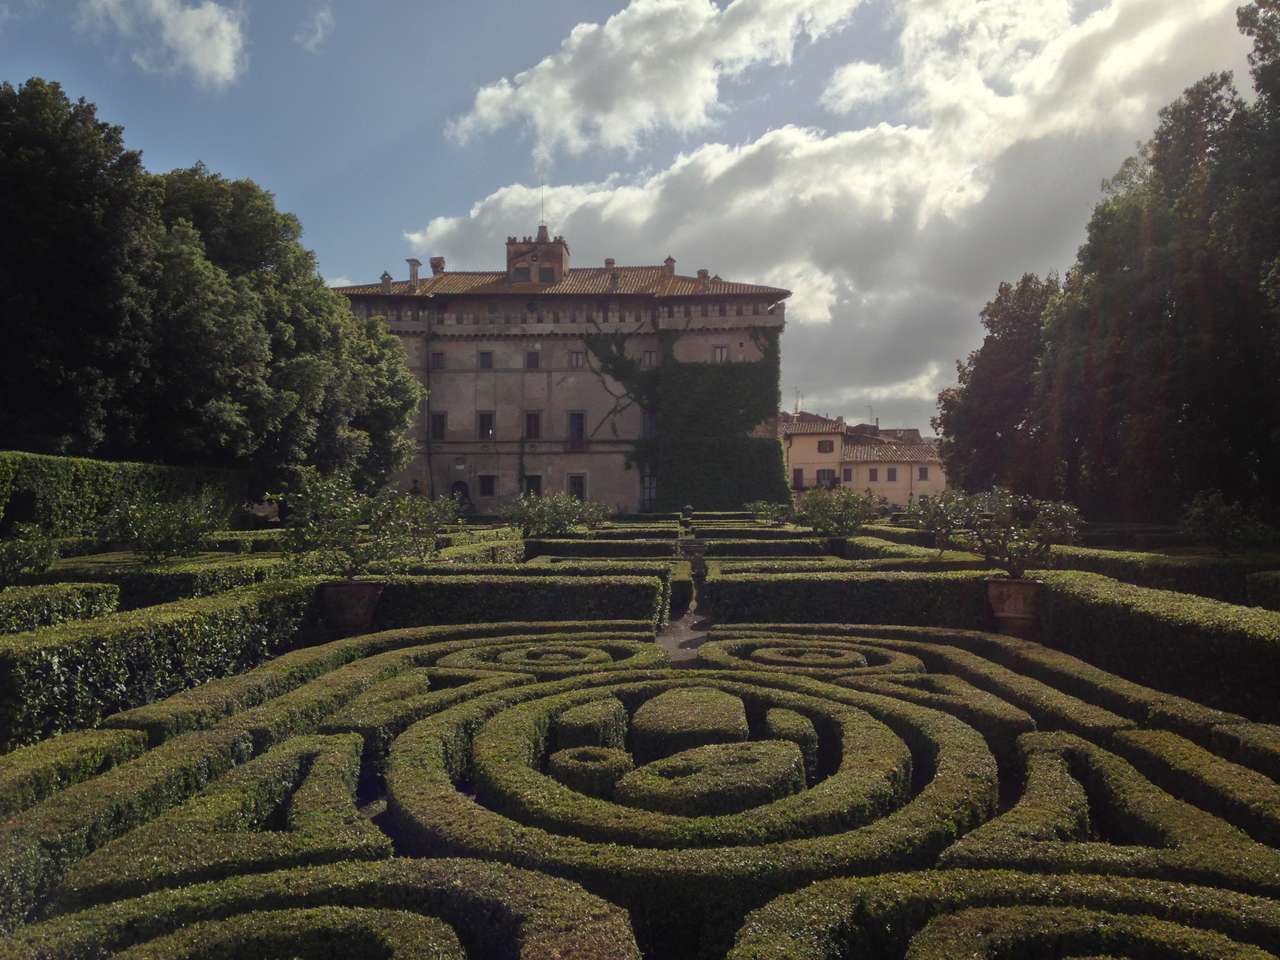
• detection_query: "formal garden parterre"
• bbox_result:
[2,455,1280,958]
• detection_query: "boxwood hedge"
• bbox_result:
[1041,545,1280,604]
[1248,570,1280,611]
[35,551,288,609]
[0,451,244,538]
[700,569,997,625]
[0,858,641,959]
[1037,570,1280,721]
[0,582,119,634]
[0,578,320,750]
[372,575,666,630]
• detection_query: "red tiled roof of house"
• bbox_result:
[333,266,789,299]
[842,442,941,463]
[780,421,847,435]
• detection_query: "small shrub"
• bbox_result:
[906,489,970,551]
[374,492,460,562]
[0,523,59,586]
[960,488,1080,579]
[794,488,884,536]
[745,500,793,525]
[501,492,583,537]
[576,500,613,530]
[108,489,224,564]
[1180,489,1278,552]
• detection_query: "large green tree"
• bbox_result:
[933,273,1058,494]
[935,2,1280,520]
[0,78,158,454]
[0,79,421,494]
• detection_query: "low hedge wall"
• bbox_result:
[0,582,120,634]
[860,524,936,547]
[525,539,677,559]
[0,450,244,538]
[0,728,147,818]
[700,569,996,625]
[0,579,320,750]
[702,539,828,558]
[558,527,681,540]
[435,525,520,548]
[1037,570,1280,722]
[729,869,1280,960]
[434,539,526,563]
[35,552,288,609]
[1041,545,1280,604]
[692,526,810,540]
[372,575,666,630]
[3,858,641,959]
[365,562,677,626]
[202,529,284,554]
[1249,571,1280,611]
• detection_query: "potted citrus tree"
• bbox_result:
[275,469,410,635]
[961,488,1079,637]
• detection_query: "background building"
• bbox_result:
[335,227,789,511]
[779,412,947,507]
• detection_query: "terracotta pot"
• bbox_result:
[319,580,385,637]
[986,577,1039,638]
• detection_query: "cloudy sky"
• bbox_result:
[1,0,1253,430]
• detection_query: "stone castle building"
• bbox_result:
[334,227,789,511]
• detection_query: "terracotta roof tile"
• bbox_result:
[842,442,941,463]
[780,421,847,435]
[333,266,789,299]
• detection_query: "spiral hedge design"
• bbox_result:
[2,612,1279,959]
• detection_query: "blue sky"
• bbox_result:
[0,0,1254,430]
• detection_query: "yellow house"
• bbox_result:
[841,441,947,507]
[780,413,948,507]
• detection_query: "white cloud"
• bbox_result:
[821,61,895,111]
[446,0,863,163]
[325,276,354,289]
[293,1,333,55]
[415,0,1250,429]
[80,0,246,89]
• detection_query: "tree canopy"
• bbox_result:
[0,79,421,494]
[934,3,1280,521]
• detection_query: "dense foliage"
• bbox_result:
[935,4,1280,520]
[584,327,788,510]
[793,488,883,536]
[0,79,421,494]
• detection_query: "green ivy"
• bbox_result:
[585,328,788,510]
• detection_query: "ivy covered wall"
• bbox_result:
[585,327,789,510]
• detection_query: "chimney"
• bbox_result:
[380,270,392,295]
[609,269,620,291]
[604,257,615,268]
[406,258,421,290]
[663,255,676,276]
[429,256,446,276]
[536,224,550,243]
[697,268,709,280]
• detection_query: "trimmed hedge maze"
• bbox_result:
[3,516,1280,959]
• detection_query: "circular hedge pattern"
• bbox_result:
[3,618,1278,960]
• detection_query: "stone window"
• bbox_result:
[523,474,543,496]
[478,351,493,370]
[477,411,495,440]
[568,411,587,442]
[843,467,853,482]
[887,467,898,482]
[524,411,541,440]
[570,351,585,369]
[818,440,834,453]
[526,351,540,370]
[712,345,729,364]
[642,350,657,369]
[817,469,837,488]
[429,412,447,441]
[539,267,555,283]
[430,352,446,370]
[479,475,497,497]
[869,468,879,482]
[513,266,531,282]
[919,466,930,481]
[567,474,587,500]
